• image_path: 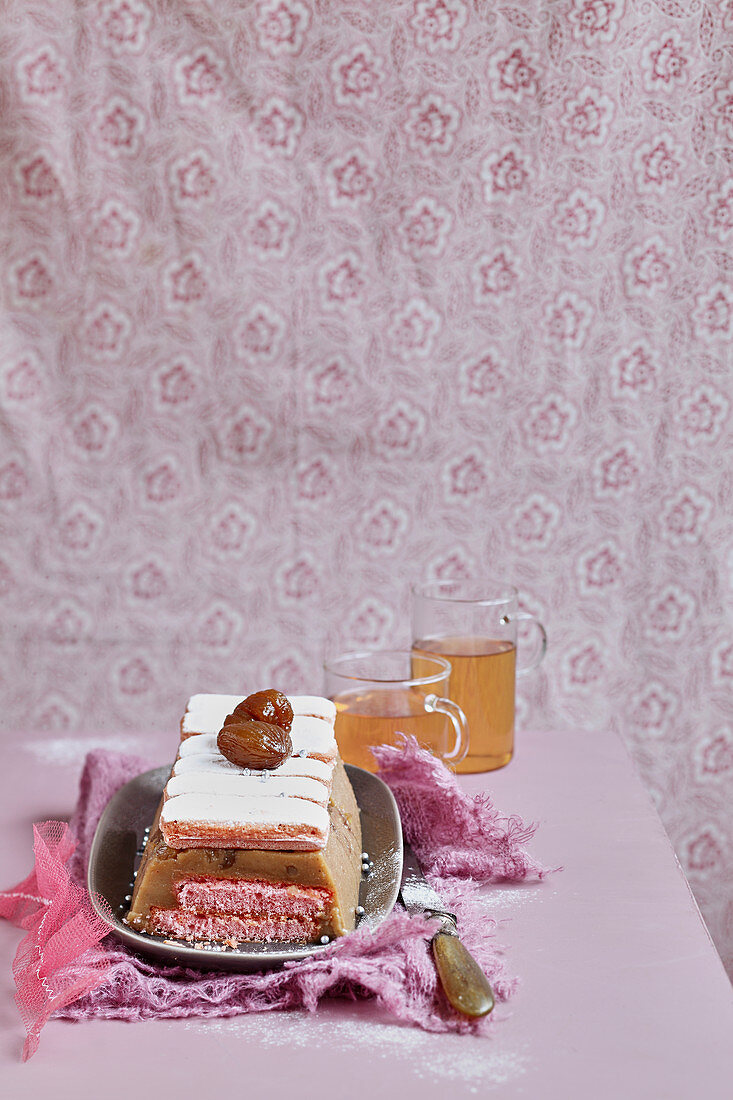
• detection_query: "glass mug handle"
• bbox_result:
[424,694,469,764]
[508,612,547,675]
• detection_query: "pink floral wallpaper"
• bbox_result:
[0,1,731,972]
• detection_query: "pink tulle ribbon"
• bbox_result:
[0,822,112,1060]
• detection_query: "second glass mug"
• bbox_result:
[411,580,547,773]
[323,649,468,772]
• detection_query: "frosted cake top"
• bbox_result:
[160,693,339,851]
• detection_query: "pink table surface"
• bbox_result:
[1,726,732,1100]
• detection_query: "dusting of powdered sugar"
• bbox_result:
[21,734,153,766]
[474,884,547,914]
[180,1010,530,1091]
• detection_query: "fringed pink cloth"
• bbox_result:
[0,738,550,1060]
[372,738,549,882]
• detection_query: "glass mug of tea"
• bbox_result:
[323,649,469,772]
[411,580,547,773]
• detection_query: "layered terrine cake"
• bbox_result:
[127,690,362,946]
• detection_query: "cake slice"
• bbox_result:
[127,690,362,945]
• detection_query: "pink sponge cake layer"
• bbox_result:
[149,909,320,945]
[174,876,332,919]
[150,875,333,942]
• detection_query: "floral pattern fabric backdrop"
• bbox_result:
[0,0,731,971]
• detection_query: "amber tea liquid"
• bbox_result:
[411,636,517,772]
[333,687,452,772]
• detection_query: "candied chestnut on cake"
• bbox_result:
[216,689,294,770]
[231,689,294,731]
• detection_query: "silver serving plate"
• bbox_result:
[87,763,403,972]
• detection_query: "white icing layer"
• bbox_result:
[173,751,334,786]
[180,717,337,762]
[289,715,338,760]
[182,693,336,737]
[160,791,329,848]
[165,771,329,806]
[289,696,337,723]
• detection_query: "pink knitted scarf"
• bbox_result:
[0,738,550,1060]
